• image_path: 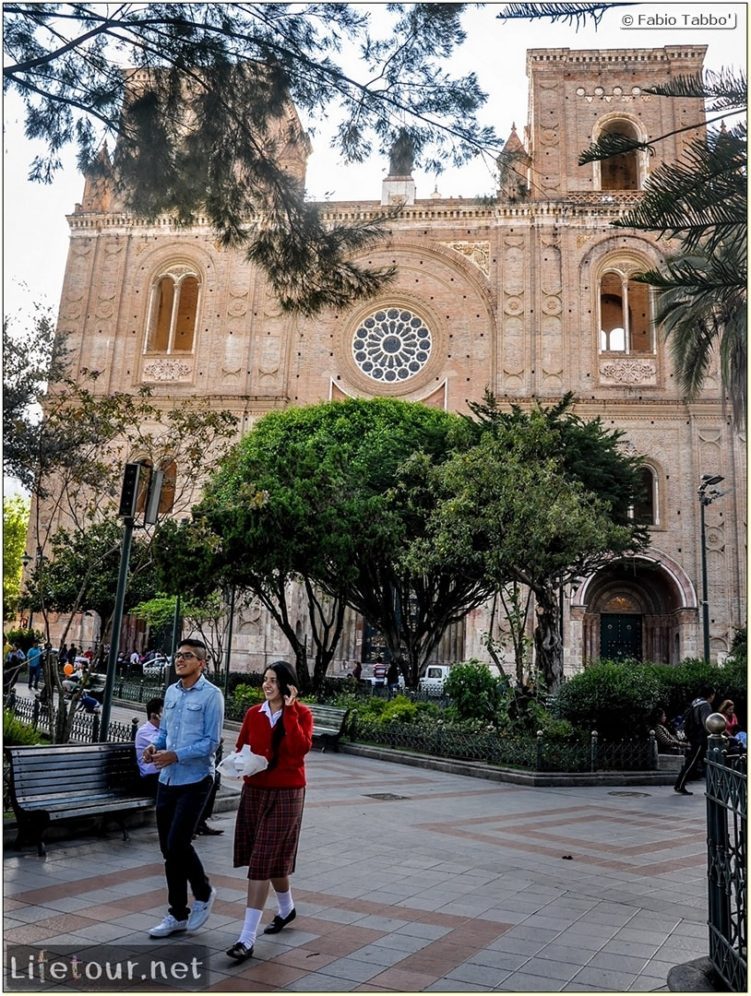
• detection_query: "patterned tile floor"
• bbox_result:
[4,725,708,992]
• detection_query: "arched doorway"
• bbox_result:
[577,556,697,665]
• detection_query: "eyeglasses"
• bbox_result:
[174,651,197,661]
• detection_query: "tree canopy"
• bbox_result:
[4,3,500,314]
[185,397,486,689]
[3,496,30,615]
[427,394,649,689]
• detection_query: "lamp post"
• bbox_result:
[698,474,725,664]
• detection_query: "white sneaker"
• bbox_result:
[187,887,216,932]
[149,914,188,938]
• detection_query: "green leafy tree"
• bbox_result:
[4,4,499,314]
[190,398,486,690]
[426,395,648,690]
[3,307,67,491]
[132,590,234,675]
[3,496,30,615]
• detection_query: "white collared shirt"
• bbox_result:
[260,700,283,727]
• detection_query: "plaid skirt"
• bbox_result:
[233,784,306,879]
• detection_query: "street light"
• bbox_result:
[698,474,726,663]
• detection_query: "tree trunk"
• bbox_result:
[533,590,564,692]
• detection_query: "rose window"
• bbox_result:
[352,308,432,382]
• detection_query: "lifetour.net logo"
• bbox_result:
[4,945,209,991]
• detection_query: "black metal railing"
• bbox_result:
[6,693,139,745]
[347,717,658,773]
[706,733,747,992]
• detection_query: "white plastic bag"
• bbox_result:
[217,744,268,790]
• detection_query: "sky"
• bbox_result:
[3,2,747,329]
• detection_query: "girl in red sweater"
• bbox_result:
[226,661,313,962]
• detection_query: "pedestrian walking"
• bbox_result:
[226,661,313,963]
[27,642,43,689]
[674,685,716,795]
[141,639,224,938]
[386,660,400,697]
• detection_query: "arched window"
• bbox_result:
[598,264,653,354]
[146,267,200,353]
[597,119,642,191]
[633,466,658,526]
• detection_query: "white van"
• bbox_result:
[418,664,451,696]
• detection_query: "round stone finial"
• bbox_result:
[705,712,727,735]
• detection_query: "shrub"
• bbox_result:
[555,661,660,739]
[4,628,42,653]
[379,698,421,725]
[231,682,265,713]
[4,710,43,746]
[651,658,747,723]
[444,660,507,724]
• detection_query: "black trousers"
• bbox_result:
[155,776,213,920]
[674,741,706,792]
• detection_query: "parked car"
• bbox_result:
[142,655,170,679]
[418,664,452,696]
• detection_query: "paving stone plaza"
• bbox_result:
[4,710,708,994]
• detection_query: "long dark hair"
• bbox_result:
[265,661,298,771]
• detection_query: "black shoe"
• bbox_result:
[226,941,253,962]
[263,908,296,934]
[674,787,693,795]
[196,824,224,836]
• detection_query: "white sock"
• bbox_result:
[238,907,263,947]
[275,888,294,918]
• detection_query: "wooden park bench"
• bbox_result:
[4,742,155,856]
[309,704,349,753]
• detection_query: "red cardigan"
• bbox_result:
[236,702,313,789]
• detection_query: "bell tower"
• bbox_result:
[525,46,707,200]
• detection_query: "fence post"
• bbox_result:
[648,729,658,770]
[536,730,544,772]
[706,735,731,957]
[32,697,40,731]
[131,717,139,741]
[138,681,144,704]
[92,713,100,743]
[590,730,599,772]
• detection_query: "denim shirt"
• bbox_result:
[153,674,224,786]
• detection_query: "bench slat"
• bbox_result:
[5,742,154,854]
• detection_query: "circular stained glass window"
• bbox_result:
[352,308,432,383]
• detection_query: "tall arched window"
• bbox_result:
[633,466,658,526]
[597,119,642,191]
[146,267,200,353]
[598,264,653,354]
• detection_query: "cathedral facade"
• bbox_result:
[48,46,746,675]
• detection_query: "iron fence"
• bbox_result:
[5,693,139,745]
[347,716,658,773]
[705,735,747,992]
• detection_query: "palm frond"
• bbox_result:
[645,69,747,114]
[579,131,652,165]
[499,3,635,27]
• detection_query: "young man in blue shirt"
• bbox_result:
[142,639,224,937]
